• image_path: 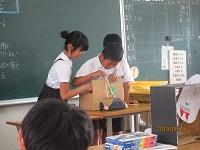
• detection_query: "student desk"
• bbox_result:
[88,140,200,150]
[86,103,151,136]
[6,115,102,132]
[89,115,103,120]
[178,140,200,150]
[6,121,22,132]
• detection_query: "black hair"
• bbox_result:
[61,31,89,51]
[103,33,122,47]
[102,43,124,62]
[21,99,93,150]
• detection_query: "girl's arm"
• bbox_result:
[72,70,106,87]
[72,74,94,87]
[59,82,92,101]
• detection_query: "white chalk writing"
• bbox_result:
[123,0,199,69]
[0,42,20,80]
[0,18,6,28]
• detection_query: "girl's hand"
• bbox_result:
[108,74,118,82]
[80,83,92,93]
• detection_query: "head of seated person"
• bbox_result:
[18,98,94,150]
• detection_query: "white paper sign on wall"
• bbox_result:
[169,50,187,84]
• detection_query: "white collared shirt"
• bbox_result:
[46,52,72,89]
[75,55,133,82]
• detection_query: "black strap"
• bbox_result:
[54,58,64,64]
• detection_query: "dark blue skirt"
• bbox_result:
[38,84,61,101]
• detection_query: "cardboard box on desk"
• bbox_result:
[79,79,124,110]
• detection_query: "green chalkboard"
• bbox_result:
[122,0,200,80]
[0,0,121,100]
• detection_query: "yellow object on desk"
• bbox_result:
[129,81,168,103]
[130,81,168,94]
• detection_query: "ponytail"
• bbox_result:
[60,31,69,39]
[60,31,89,51]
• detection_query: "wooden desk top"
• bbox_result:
[88,140,200,150]
[86,103,151,118]
[89,115,103,120]
[88,144,104,150]
[6,121,22,131]
[6,121,22,127]
[6,115,102,132]
[178,140,200,150]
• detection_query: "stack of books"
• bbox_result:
[105,132,157,150]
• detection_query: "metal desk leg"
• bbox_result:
[106,118,113,136]
[128,115,134,132]
[16,125,21,132]
[134,114,139,132]
[123,116,129,133]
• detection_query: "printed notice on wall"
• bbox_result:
[169,50,187,84]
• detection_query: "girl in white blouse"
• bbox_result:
[38,31,92,101]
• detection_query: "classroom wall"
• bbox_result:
[0,102,33,150]
[0,0,122,149]
[0,98,79,150]
[0,0,121,101]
